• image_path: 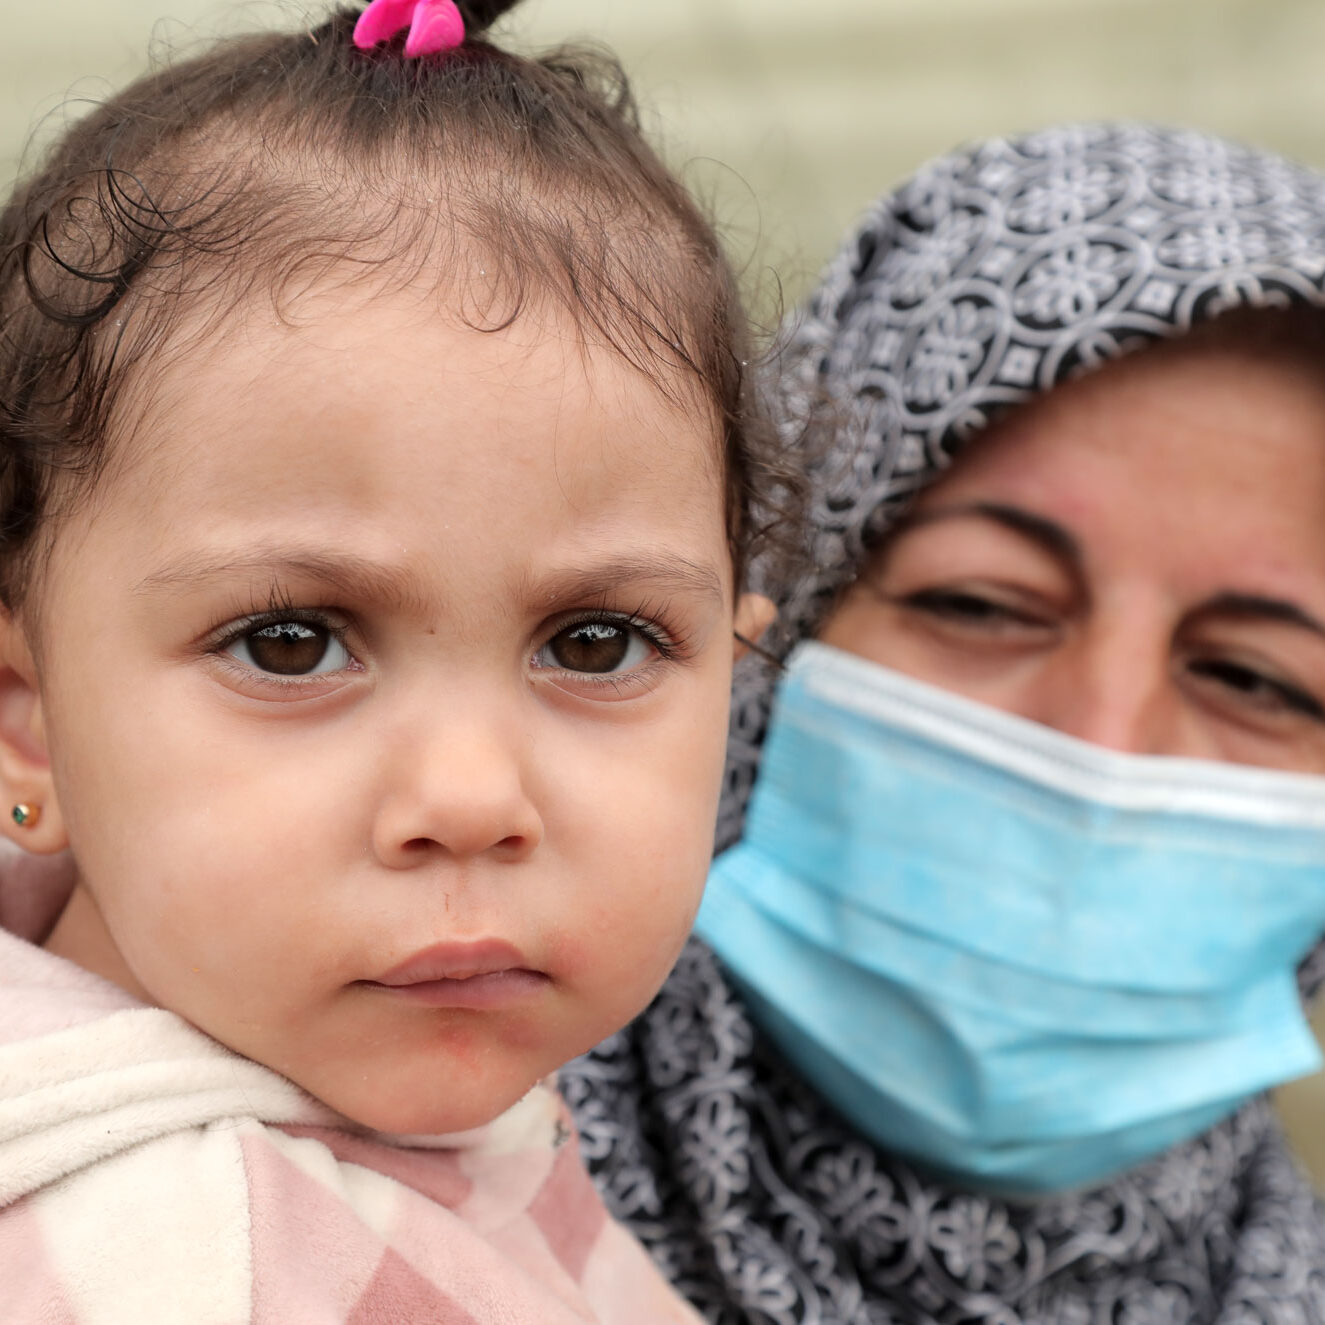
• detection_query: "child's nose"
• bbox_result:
[371,709,544,867]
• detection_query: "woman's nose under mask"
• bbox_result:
[697,641,1325,1197]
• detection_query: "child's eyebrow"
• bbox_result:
[134,548,726,610]
[529,556,726,608]
[133,548,427,613]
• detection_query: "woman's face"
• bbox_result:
[820,334,1325,771]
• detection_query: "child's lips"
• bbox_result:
[361,939,549,1009]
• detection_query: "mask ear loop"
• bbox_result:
[734,632,785,670]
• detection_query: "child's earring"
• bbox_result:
[11,803,40,828]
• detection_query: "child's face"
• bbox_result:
[14,284,763,1135]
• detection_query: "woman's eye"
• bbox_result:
[899,587,1050,631]
[535,619,657,675]
[225,620,351,677]
[1186,657,1325,722]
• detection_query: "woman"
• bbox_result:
[562,123,1325,1324]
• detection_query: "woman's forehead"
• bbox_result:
[914,334,1325,509]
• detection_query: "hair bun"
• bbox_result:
[456,0,524,34]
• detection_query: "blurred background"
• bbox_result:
[8,0,1325,312]
[3,0,1325,1178]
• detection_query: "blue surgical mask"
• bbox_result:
[697,642,1325,1196]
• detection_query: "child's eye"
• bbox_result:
[225,619,352,677]
[533,618,658,676]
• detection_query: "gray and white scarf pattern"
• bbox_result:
[563,123,1325,1325]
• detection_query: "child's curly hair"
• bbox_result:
[0,1,803,610]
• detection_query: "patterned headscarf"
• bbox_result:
[564,124,1325,1325]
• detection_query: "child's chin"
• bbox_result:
[327,1084,535,1141]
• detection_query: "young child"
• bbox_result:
[0,2,783,1319]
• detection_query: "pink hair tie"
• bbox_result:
[353,0,466,57]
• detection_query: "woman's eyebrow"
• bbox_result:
[890,501,1085,572]
[1191,592,1325,639]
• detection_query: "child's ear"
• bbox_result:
[732,593,777,661]
[0,611,65,854]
